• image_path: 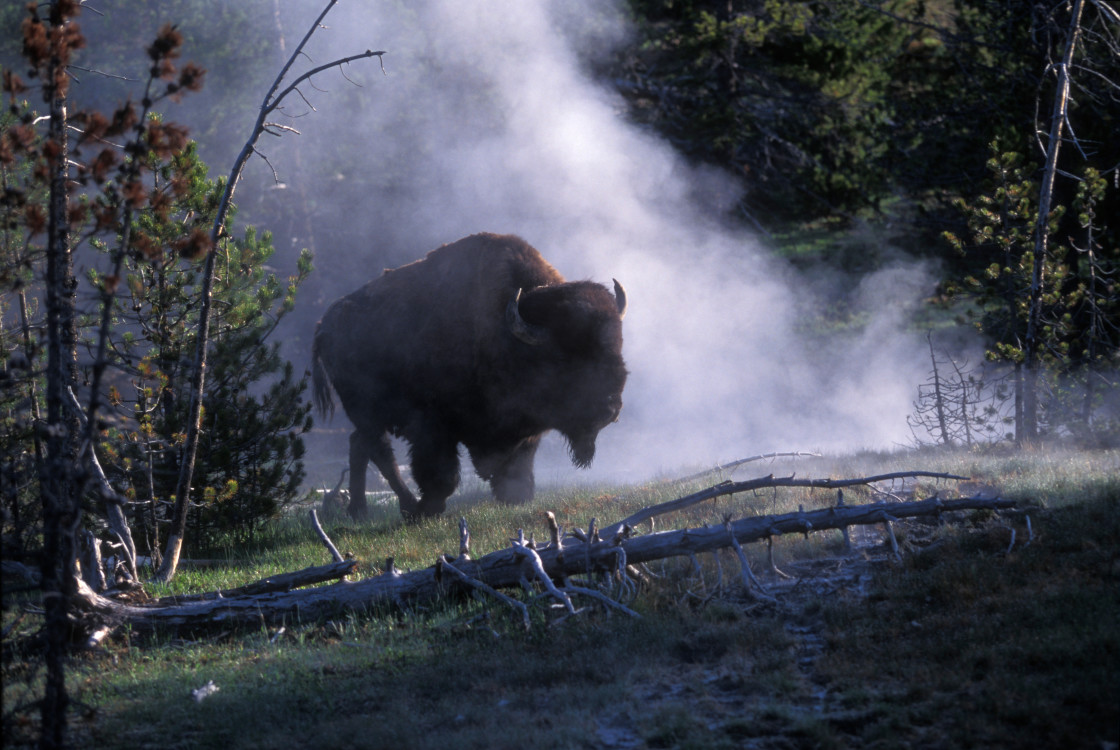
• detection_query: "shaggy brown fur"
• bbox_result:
[312,233,627,519]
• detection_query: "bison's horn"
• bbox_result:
[506,289,550,346]
[612,279,627,320]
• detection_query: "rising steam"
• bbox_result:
[31,0,942,484]
[261,0,945,483]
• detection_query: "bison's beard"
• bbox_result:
[566,433,597,469]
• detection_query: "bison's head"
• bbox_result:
[507,279,628,467]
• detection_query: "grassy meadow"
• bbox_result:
[3,447,1119,749]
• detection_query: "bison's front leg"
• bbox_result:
[482,436,540,506]
[408,430,460,518]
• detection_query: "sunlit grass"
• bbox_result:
[4,446,1117,749]
[141,445,1119,598]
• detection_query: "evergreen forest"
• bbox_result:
[0,2,1117,747]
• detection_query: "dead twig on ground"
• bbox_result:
[672,451,823,484]
[600,470,968,538]
[309,509,344,563]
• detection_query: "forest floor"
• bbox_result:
[3,448,1119,749]
[609,503,1118,750]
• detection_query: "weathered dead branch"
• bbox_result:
[436,556,530,630]
[671,451,823,484]
[559,583,641,618]
[67,486,1015,634]
[600,470,968,537]
[309,509,345,563]
[66,386,139,582]
[724,516,777,603]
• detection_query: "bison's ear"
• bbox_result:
[612,279,627,320]
[506,289,551,346]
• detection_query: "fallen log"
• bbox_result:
[71,493,1015,633]
[156,559,359,604]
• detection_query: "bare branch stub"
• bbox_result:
[561,584,641,618]
[766,536,792,579]
[261,122,301,137]
[879,512,902,562]
[265,50,388,118]
[309,509,344,563]
[251,146,284,184]
[836,488,852,551]
[513,541,576,614]
[546,511,561,546]
[723,516,777,604]
[438,555,529,630]
[458,517,471,559]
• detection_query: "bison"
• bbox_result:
[311,233,628,519]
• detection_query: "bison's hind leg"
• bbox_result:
[350,431,418,519]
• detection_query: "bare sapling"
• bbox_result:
[156,0,386,581]
[907,333,1014,448]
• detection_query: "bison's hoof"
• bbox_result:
[401,500,446,522]
[495,494,532,506]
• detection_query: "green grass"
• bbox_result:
[3,446,1119,749]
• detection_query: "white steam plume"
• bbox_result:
[282,0,939,482]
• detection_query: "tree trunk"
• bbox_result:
[927,333,950,445]
[154,245,217,582]
[1014,362,1025,445]
[1023,0,1086,441]
[40,3,81,746]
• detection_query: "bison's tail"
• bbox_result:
[310,322,335,418]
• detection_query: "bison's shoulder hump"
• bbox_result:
[420,233,565,289]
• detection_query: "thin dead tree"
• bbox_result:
[1020,0,1120,440]
[908,333,1011,447]
[156,1,385,581]
[1023,0,1087,440]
